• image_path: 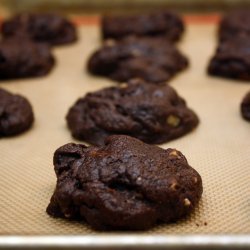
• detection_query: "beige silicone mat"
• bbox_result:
[0,22,249,236]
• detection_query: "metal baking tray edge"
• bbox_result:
[0,235,250,249]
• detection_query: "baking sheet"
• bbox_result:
[0,22,249,236]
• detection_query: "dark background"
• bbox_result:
[1,0,250,16]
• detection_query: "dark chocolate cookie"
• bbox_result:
[101,11,184,42]
[0,88,34,137]
[1,13,77,46]
[219,10,250,42]
[47,135,203,230]
[88,37,188,83]
[241,91,250,121]
[66,79,199,145]
[0,38,55,79]
[208,37,250,81]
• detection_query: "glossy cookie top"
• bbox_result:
[66,79,199,145]
[47,135,203,230]
[88,36,188,83]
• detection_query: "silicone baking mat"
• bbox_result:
[0,20,249,236]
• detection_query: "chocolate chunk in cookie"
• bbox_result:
[0,38,55,80]
[47,135,203,230]
[241,91,250,121]
[66,79,199,145]
[88,37,188,83]
[208,37,250,81]
[101,11,184,42]
[1,13,77,46]
[219,9,250,42]
[0,88,34,137]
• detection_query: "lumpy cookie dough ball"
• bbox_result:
[66,79,199,145]
[0,38,55,80]
[208,37,250,81]
[1,13,77,46]
[0,88,34,137]
[88,36,188,83]
[102,11,184,42]
[241,91,250,121]
[47,135,203,230]
[219,9,250,42]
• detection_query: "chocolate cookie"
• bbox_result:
[88,37,188,83]
[208,37,250,81]
[1,13,77,46]
[101,11,184,42]
[219,10,250,42]
[47,135,203,230]
[241,91,250,121]
[66,79,199,145]
[0,38,55,79]
[0,88,34,137]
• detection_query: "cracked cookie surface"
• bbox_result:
[47,135,203,230]
[0,38,55,79]
[208,36,250,81]
[219,10,250,42]
[101,11,184,42]
[1,13,77,46]
[66,79,199,145]
[88,36,188,83]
